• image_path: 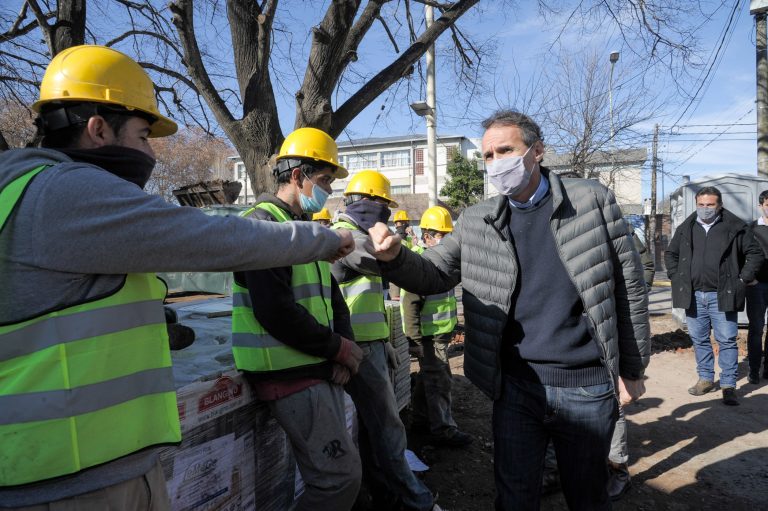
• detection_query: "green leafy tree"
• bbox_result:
[441,151,484,212]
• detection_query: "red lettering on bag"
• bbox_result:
[198,376,242,412]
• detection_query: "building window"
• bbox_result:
[446,145,459,161]
[391,185,411,195]
[414,148,424,175]
[346,152,378,171]
[380,150,411,168]
[235,162,246,180]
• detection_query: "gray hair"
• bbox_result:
[481,110,544,147]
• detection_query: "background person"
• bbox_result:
[331,171,440,511]
[313,207,333,227]
[745,190,768,384]
[665,186,763,406]
[401,206,472,448]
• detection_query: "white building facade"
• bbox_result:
[228,139,646,214]
[333,134,480,197]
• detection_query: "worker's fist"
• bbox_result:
[367,222,402,261]
[327,229,354,263]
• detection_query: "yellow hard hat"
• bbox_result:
[32,45,177,137]
[343,170,398,208]
[277,127,348,178]
[420,206,453,233]
[312,208,332,221]
[393,210,410,222]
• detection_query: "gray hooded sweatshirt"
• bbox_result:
[0,148,343,505]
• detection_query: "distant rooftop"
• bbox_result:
[338,133,468,148]
[545,148,648,167]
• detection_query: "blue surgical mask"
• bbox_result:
[299,174,330,213]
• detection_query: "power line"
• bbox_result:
[668,107,755,172]
[667,0,743,129]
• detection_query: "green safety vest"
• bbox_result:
[0,165,180,487]
[401,245,458,337]
[231,202,332,372]
[332,220,390,342]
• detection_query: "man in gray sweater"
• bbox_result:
[0,45,352,509]
[367,110,649,510]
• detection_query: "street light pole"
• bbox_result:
[425,4,437,207]
[609,51,620,145]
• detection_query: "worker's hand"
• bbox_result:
[407,338,424,358]
[327,229,355,263]
[618,377,645,406]
[330,364,352,385]
[384,340,400,369]
[334,337,364,374]
[367,222,402,261]
[408,345,424,358]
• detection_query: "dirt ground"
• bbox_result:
[403,287,768,511]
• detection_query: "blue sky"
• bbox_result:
[4,1,756,203]
[335,1,758,203]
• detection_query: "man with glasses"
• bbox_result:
[231,127,364,510]
[332,170,441,511]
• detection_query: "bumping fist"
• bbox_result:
[326,229,355,263]
[366,222,402,262]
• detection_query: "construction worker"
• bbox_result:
[312,207,333,227]
[389,210,415,300]
[393,210,417,249]
[401,207,472,448]
[231,127,363,510]
[331,170,440,511]
[0,45,353,509]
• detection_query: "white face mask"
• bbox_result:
[486,146,534,197]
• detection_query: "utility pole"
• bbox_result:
[753,2,768,176]
[650,124,659,265]
[425,4,437,207]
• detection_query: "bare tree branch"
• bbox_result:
[294,0,366,129]
[377,15,400,53]
[169,0,234,128]
[225,0,278,114]
[138,61,199,93]
[331,0,480,136]
[24,0,54,52]
[106,30,183,59]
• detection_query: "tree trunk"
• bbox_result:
[225,111,284,197]
[52,0,86,55]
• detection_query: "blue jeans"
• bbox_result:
[685,290,739,388]
[345,341,433,511]
[493,375,617,511]
[746,282,768,373]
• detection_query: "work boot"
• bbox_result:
[722,387,739,406]
[606,461,631,501]
[688,378,716,396]
[432,427,473,447]
[748,369,760,385]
